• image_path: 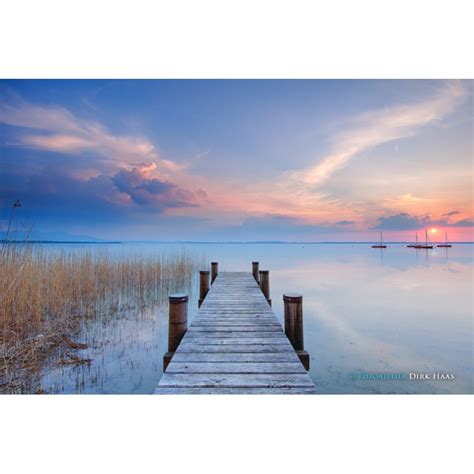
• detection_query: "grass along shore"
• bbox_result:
[0,243,203,393]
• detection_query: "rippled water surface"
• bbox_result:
[39,242,473,394]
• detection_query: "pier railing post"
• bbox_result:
[211,261,218,284]
[163,293,188,371]
[283,293,310,370]
[199,270,210,307]
[259,270,271,306]
[252,261,259,283]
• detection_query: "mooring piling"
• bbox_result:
[259,270,271,306]
[283,293,310,370]
[252,261,259,283]
[211,261,218,284]
[198,270,210,307]
[163,293,188,371]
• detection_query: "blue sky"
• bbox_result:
[0,79,472,241]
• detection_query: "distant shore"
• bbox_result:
[0,240,122,244]
[2,240,472,245]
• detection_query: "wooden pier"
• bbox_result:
[155,269,317,394]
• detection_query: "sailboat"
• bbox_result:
[372,232,387,248]
[407,232,419,248]
[416,229,433,249]
[437,232,452,248]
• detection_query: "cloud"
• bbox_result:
[441,210,460,217]
[111,163,196,208]
[0,96,209,233]
[373,213,428,230]
[22,134,96,152]
[335,220,355,225]
[195,188,209,201]
[0,99,180,173]
[288,81,468,189]
[0,161,204,229]
[373,212,474,230]
[0,102,83,133]
[451,218,474,227]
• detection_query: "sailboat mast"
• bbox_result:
[380,231,383,245]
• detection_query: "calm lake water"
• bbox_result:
[39,242,473,394]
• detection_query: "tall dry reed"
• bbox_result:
[0,243,203,391]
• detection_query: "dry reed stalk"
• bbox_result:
[0,243,203,392]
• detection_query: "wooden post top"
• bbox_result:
[283,293,303,303]
[259,270,269,275]
[200,270,210,275]
[169,293,188,303]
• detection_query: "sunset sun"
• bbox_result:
[430,228,438,234]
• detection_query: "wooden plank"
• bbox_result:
[179,337,289,345]
[193,316,277,321]
[159,373,315,388]
[155,387,317,394]
[194,316,277,320]
[185,332,284,339]
[187,326,282,332]
[191,323,281,328]
[192,319,278,324]
[196,312,274,316]
[166,362,307,374]
[170,352,302,363]
[197,309,273,312]
[176,344,294,353]
[194,312,272,315]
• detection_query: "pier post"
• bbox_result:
[199,270,210,307]
[283,293,310,370]
[163,293,188,371]
[259,270,271,306]
[211,262,218,284]
[252,261,259,283]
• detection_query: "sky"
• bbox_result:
[0,79,472,241]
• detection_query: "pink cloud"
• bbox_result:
[22,134,95,152]
[110,162,199,208]
[0,102,82,133]
[0,100,180,174]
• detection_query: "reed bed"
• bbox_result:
[0,243,203,392]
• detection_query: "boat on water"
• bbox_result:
[437,232,452,248]
[415,229,433,249]
[372,232,387,248]
[407,232,419,248]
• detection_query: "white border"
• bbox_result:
[0,0,473,78]
[0,395,472,473]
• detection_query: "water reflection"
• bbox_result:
[39,243,473,394]
[266,244,472,394]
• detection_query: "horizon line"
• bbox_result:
[2,239,473,245]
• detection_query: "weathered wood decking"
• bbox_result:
[155,272,317,394]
